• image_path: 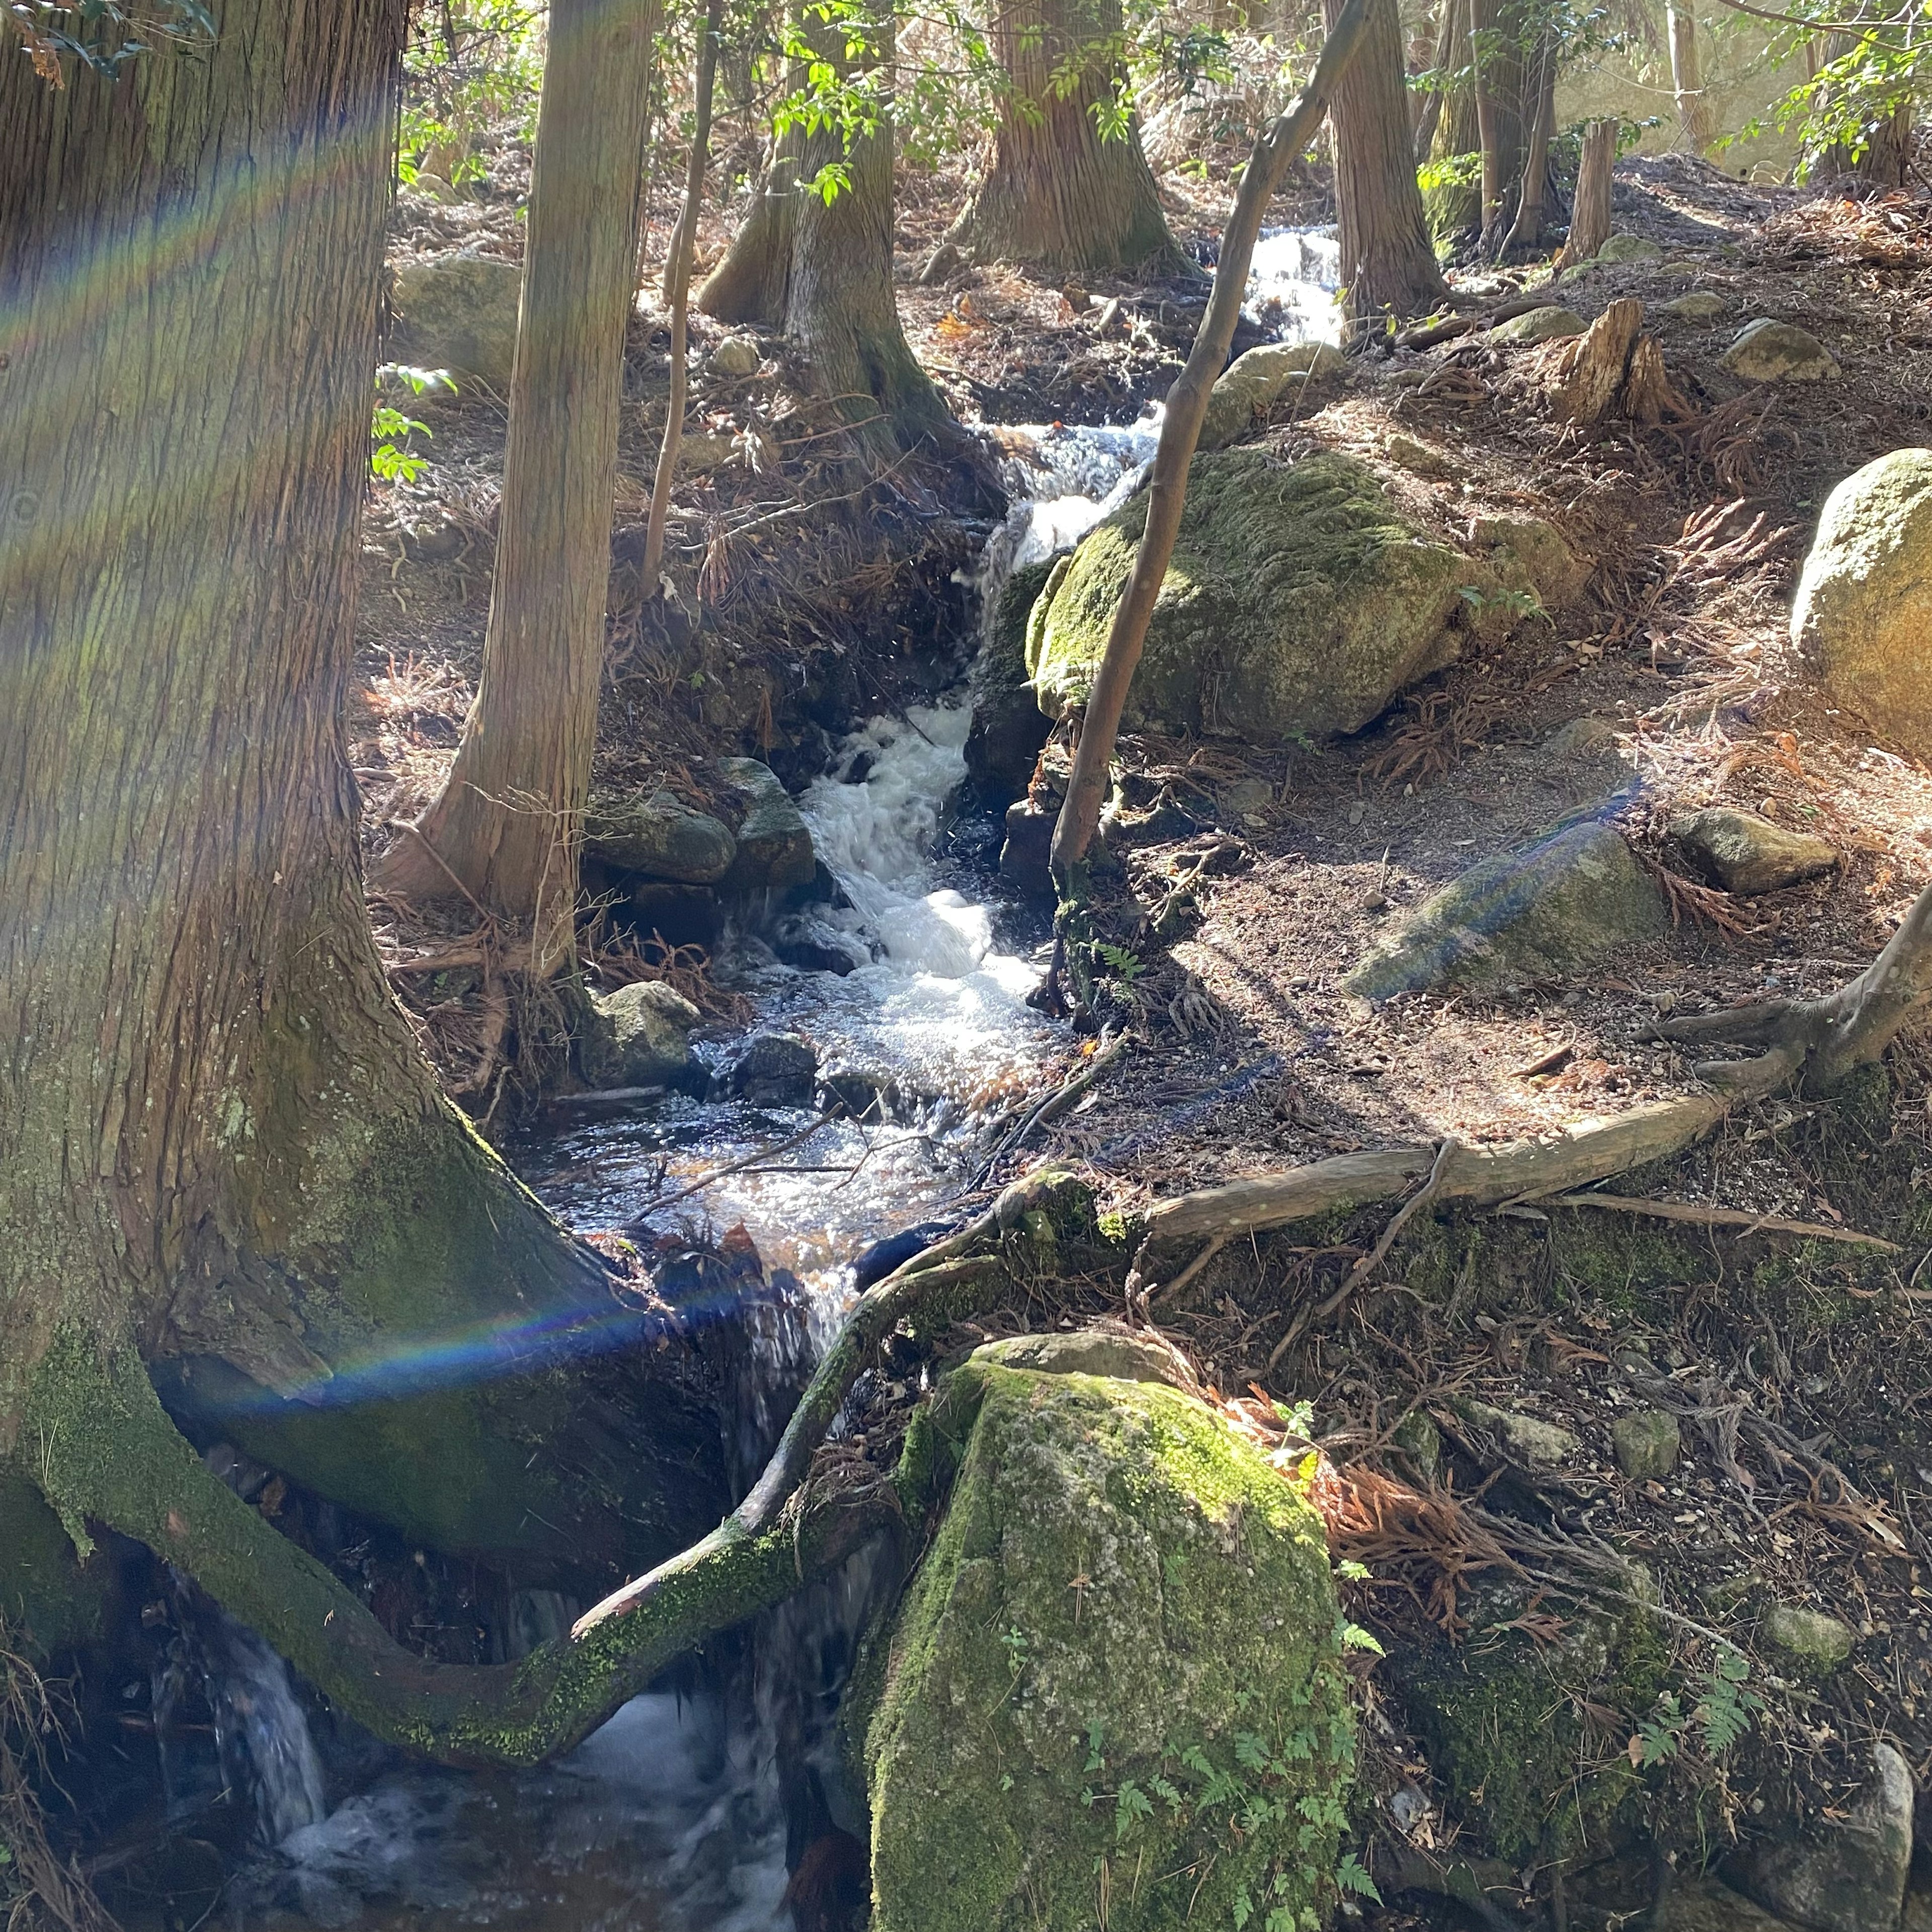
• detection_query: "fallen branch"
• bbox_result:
[1544,1190,1900,1252]
[974,1028,1131,1184]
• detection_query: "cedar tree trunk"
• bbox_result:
[1556,116,1615,268]
[946,0,1186,277]
[1,0,727,1614]
[1667,5,1715,154]
[377,0,656,950]
[696,18,952,459]
[1324,0,1450,324]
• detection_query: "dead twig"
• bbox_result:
[1545,1189,1900,1252]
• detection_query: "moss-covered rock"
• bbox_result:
[1489,306,1586,344]
[1345,820,1664,999]
[580,979,700,1086]
[861,1362,1356,1932]
[1199,341,1347,451]
[0,1463,117,1659]
[1028,449,1478,745]
[716,757,817,893]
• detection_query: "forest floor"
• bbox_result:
[348,144,1932,1897]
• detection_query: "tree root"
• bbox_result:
[20,1176,1059,1768]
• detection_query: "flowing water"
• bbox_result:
[143,227,1344,1932]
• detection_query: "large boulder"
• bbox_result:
[1733,1743,1913,1932]
[1198,340,1347,451]
[584,788,736,883]
[1791,449,1932,752]
[579,979,700,1088]
[1028,449,1480,744]
[1346,820,1664,1000]
[964,558,1056,803]
[389,251,522,388]
[717,757,817,893]
[1490,305,1586,345]
[856,1356,1355,1932]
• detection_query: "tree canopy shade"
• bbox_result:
[0,0,727,1638]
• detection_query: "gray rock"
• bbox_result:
[707,333,763,378]
[1759,1600,1856,1672]
[1664,289,1730,322]
[716,758,817,893]
[1594,233,1666,265]
[580,979,700,1087]
[1612,1409,1680,1481]
[1546,715,1621,757]
[1490,305,1587,344]
[1219,775,1275,820]
[1455,1398,1580,1466]
[1198,340,1346,450]
[1670,807,1836,895]
[1736,1743,1912,1932]
[1792,449,1932,754]
[1722,318,1840,382]
[1391,1409,1442,1484]
[390,251,523,388]
[585,788,737,882]
[1474,514,1593,611]
[970,1330,1186,1388]
[1384,433,1457,479]
[1345,821,1665,1000]
[1663,1877,1801,1932]
[719,1030,818,1106]
[918,242,963,285]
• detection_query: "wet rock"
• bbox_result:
[1030,449,1481,745]
[1759,1601,1855,1672]
[1594,233,1666,265]
[1612,1409,1680,1481]
[585,788,737,883]
[1722,318,1840,382]
[717,1030,818,1107]
[706,333,763,378]
[716,757,817,893]
[1490,305,1587,344]
[1792,449,1932,753]
[853,1361,1351,1932]
[963,557,1055,804]
[580,979,700,1087]
[1455,1397,1580,1466]
[1198,340,1346,451]
[1345,820,1665,1000]
[1474,513,1593,612]
[1664,289,1730,322]
[1735,1743,1912,1932]
[773,933,861,976]
[998,796,1056,898]
[970,1329,1186,1387]
[624,880,722,948]
[1670,807,1836,895]
[390,251,522,388]
[1664,1877,1800,1932]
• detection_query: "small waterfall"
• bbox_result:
[152,1571,329,1847]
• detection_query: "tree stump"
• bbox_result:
[1555,118,1616,271]
[1549,297,1643,424]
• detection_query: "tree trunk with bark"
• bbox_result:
[1324,0,1450,325]
[1,0,728,1619]
[696,20,952,460]
[1555,115,1615,268]
[1498,29,1556,252]
[1420,0,1483,238]
[1667,5,1715,154]
[946,0,1185,277]
[376,0,656,952]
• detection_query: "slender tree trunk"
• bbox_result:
[1324,0,1450,325]
[946,0,1185,277]
[1667,5,1715,154]
[377,0,656,954]
[696,18,950,458]
[1048,0,1376,883]
[1470,0,1528,250]
[1,0,725,1600]
[1411,0,1458,163]
[1422,0,1483,237]
[643,0,723,588]
[1499,29,1555,251]
[1555,116,1615,268]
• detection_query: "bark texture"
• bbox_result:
[946,0,1184,277]
[1667,5,1715,154]
[696,21,951,459]
[0,0,722,1595]
[1555,116,1615,269]
[377,0,656,947]
[1324,0,1450,324]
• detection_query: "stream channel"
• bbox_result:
[99,230,1342,1932]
